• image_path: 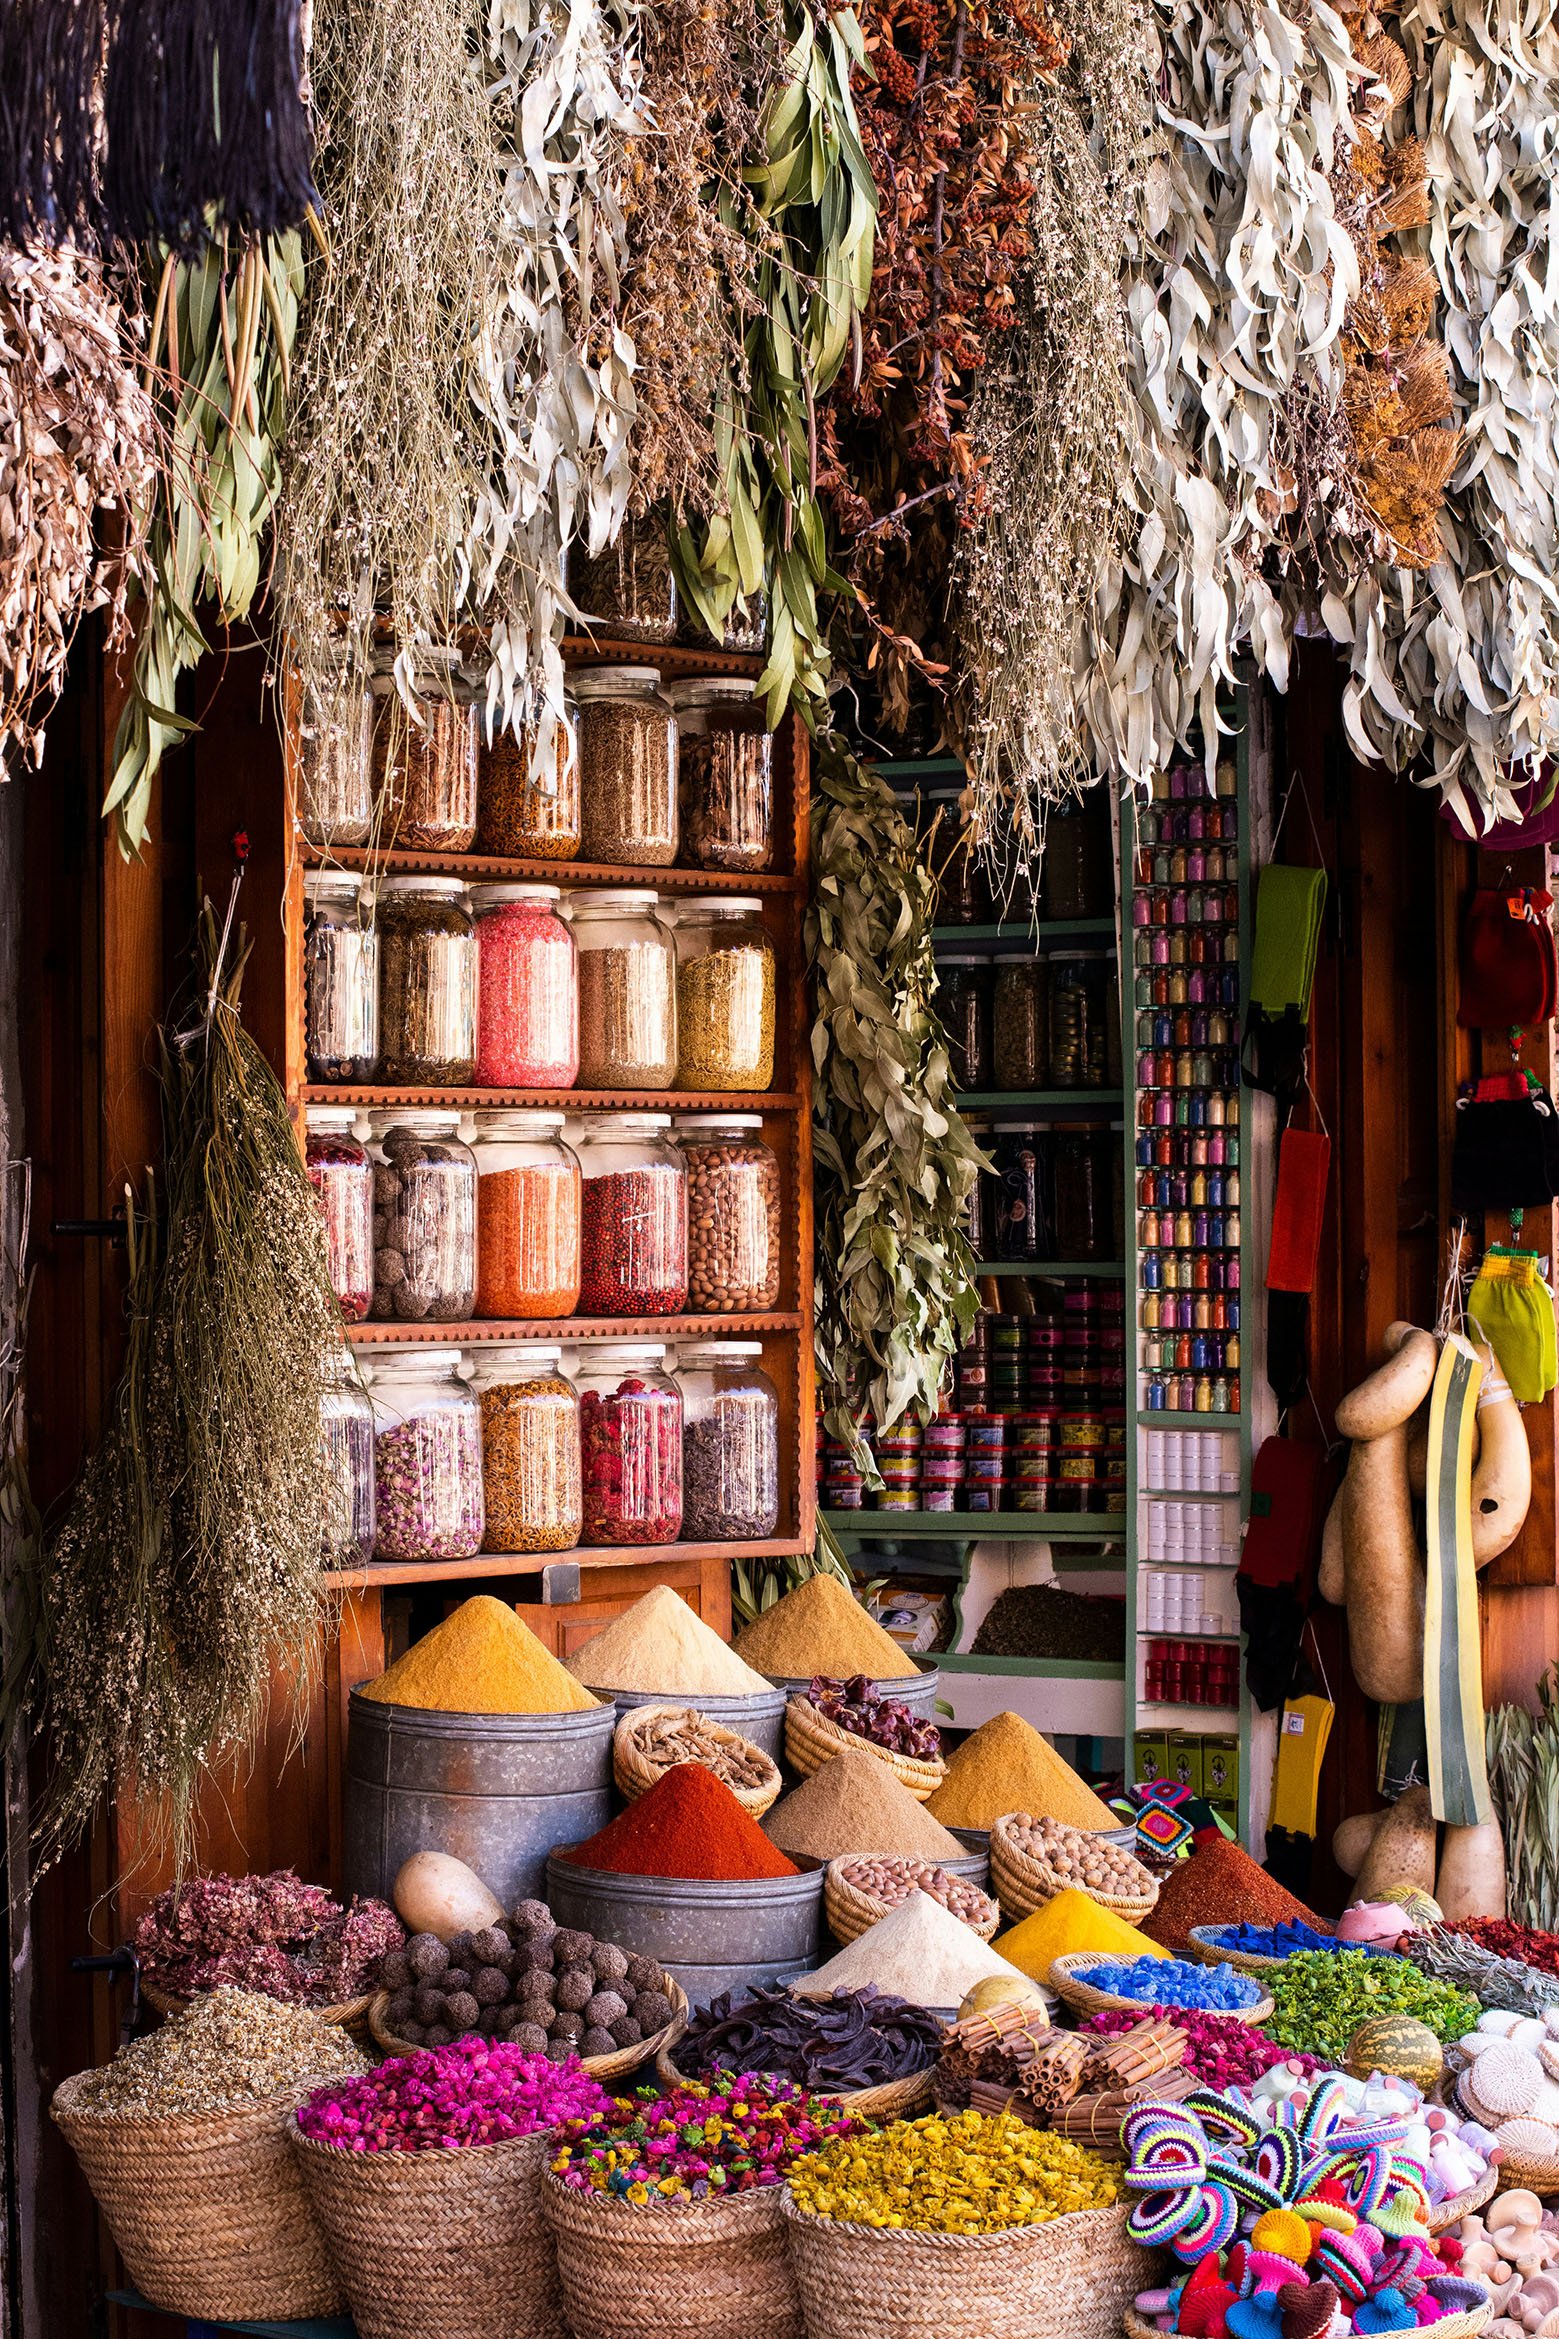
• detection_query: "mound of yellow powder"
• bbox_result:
[733,1574,918,1680]
[359,1596,598,1715]
[995,1890,1170,1982]
[927,1712,1117,1833]
[566,1585,771,1695]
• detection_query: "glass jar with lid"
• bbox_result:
[467,1343,581,1554]
[677,1340,780,1541]
[377,876,477,1085]
[575,667,679,867]
[478,702,581,860]
[1052,1124,1112,1261]
[668,678,774,873]
[992,1120,1052,1261]
[674,898,775,1092]
[924,785,987,925]
[472,1110,581,1318]
[576,1341,682,1545]
[304,870,378,1083]
[940,956,990,1090]
[570,508,678,645]
[1048,950,1111,1089]
[320,1348,375,1568]
[370,1110,477,1323]
[677,1114,782,1311]
[296,678,376,847]
[572,888,677,1089]
[576,1113,688,1315]
[471,881,577,1089]
[372,657,480,853]
[368,1345,485,1562]
[305,1104,373,1323]
[992,952,1047,1091]
[1041,791,1112,920]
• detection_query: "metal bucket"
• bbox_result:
[602,1685,789,1765]
[547,1853,824,2007]
[763,1667,942,1720]
[343,1694,616,1912]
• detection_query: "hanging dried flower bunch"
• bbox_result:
[0,245,154,774]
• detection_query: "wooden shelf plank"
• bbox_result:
[299,843,802,895]
[821,1509,1126,1540]
[954,1089,1123,1111]
[348,1313,802,1343]
[932,919,1116,945]
[300,1086,799,1112]
[329,1534,806,1589]
[971,1260,1126,1278]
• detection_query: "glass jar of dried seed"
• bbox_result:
[470,881,578,1090]
[675,1341,780,1541]
[320,1350,375,1568]
[471,1109,581,1319]
[1048,950,1110,1090]
[306,1104,373,1323]
[296,679,376,847]
[574,667,679,867]
[377,876,477,1085]
[371,657,480,854]
[571,888,677,1089]
[992,952,1046,1091]
[674,898,776,1093]
[676,1114,782,1310]
[570,508,678,645]
[478,702,581,861]
[467,1343,581,1555]
[668,677,774,873]
[368,1346,485,1562]
[304,869,378,1083]
[369,1110,477,1323]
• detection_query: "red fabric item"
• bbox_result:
[1267,1129,1331,1294]
[1239,1436,1332,1596]
[1457,887,1557,1029]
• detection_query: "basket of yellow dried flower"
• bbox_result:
[780,2107,1138,2339]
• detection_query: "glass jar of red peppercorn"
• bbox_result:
[305,1104,373,1322]
[576,1113,688,1316]
[470,881,578,1089]
[576,1341,683,1545]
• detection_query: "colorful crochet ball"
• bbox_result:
[1078,1956,1261,2013]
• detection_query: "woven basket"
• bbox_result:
[823,1859,999,1947]
[291,2119,562,2339]
[655,2040,938,2120]
[545,2171,802,2339]
[614,1705,782,1819]
[369,1978,689,2084]
[1456,2082,1559,2197]
[989,1815,1158,1925]
[1427,2168,1499,2232]
[784,1698,945,1801]
[782,2194,1140,2339]
[52,2073,341,2321]
[142,1980,375,2040]
[1185,1926,1293,1977]
[1046,1952,1273,2026]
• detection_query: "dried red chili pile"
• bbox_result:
[1450,1917,1559,1975]
[1143,1837,1332,1956]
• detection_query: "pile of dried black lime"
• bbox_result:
[971,1584,1126,1662]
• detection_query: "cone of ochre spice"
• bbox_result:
[733,1574,919,1680]
[926,1712,1116,1832]
[358,1596,598,1716]
[559,1762,799,1880]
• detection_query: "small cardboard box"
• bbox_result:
[1168,1732,1203,1796]
[1201,1734,1240,1803]
[1134,1732,1171,1785]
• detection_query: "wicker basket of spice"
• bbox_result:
[370,1976,690,2083]
[143,1980,375,2034]
[990,1813,1158,1925]
[823,1857,999,1947]
[1046,1951,1273,2026]
[613,1704,782,1818]
[1184,1925,1294,1976]
[785,1697,945,1801]
[656,2042,938,2122]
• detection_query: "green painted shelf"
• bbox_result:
[931,918,1116,945]
[1139,1409,1246,1428]
[954,1089,1122,1111]
[970,1259,1126,1278]
[937,1652,1126,1680]
[822,1509,1124,1540]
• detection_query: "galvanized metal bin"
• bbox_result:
[602,1684,789,1764]
[547,1852,824,2007]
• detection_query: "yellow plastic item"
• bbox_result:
[1270,1693,1334,1838]
[993,1889,1170,1981]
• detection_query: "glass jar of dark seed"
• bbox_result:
[376,876,476,1085]
[304,869,378,1082]
[940,956,991,1090]
[993,1119,1052,1261]
[570,508,678,646]
[668,677,774,873]
[372,657,480,854]
[676,1340,780,1541]
[993,953,1046,1090]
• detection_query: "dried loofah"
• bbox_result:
[1495,2118,1559,2169]
[1468,2042,1544,2121]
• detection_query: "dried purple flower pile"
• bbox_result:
[132,1869,403,2007]
[298,2035,611,2153]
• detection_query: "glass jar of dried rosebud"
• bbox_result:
[371,656,480,853]
[575,1342,682,1546]
[674,898,776,1093]
[675,1114,782,1311]
[576,1113,688,1316]
[305,1104,373,1323]
[471,881,578,1089]
[478,701,581,861]
[296,678,376,847]
[571,888,677,1090]
[574,668,679,868]
[369,1110,477,1323]
[668,678,774,873]
[471,1110,581,1319]
[321,1349,375,1568]
[367,1346,485,1562]
[377,875,477,1086]
[467,1342,581,1555]
[570,508,678,645]
[304,870,378,1083]
[675,1340,779,1542]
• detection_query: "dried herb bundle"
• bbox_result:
[12,891,340,1874]
[0,245,154,774]
[1487,1676,1559,1935]
[808,732,982,1465]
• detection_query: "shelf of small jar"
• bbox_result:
[346,1313,803,1344]
[559,633,765,678]
[328,1533,806,1590]
[299,1085,801,1112]
[296,842,804,897]
[954,1089,1124,1111]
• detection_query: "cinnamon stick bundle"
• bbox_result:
[1078,2018,1188,2095]
[1055,2069,1198,2155]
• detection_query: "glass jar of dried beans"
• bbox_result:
[676,1114,782,1311]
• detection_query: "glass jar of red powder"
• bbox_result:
[575,1341,683,1545]
[471,881,578,1089]
[472,1109,581,1318]
[576,1114,688,1317]
[305,1104,373,1323]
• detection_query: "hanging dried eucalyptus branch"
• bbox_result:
[7,888,340,1875]
[0,245,154,774]
[809,732,983,1468]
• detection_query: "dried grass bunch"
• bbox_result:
[0,243,154,774]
